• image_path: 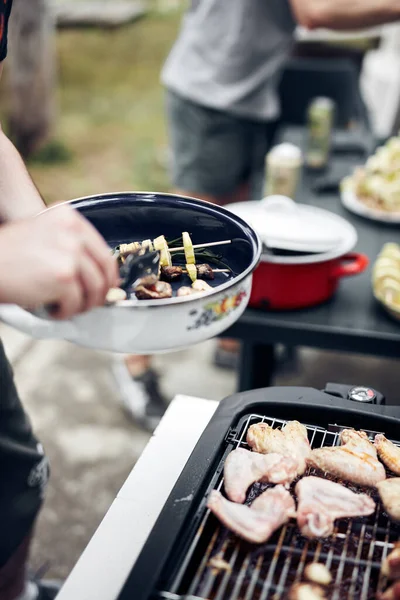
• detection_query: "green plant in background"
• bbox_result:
[21,9,183,204]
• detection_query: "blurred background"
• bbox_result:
[1,0,400,582]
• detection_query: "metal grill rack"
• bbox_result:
[157,414,400,600]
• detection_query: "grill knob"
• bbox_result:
[323,383,385,405]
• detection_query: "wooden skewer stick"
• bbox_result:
[170,239,232,252]
[182,268,230,274]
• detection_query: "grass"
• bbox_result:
[19,10,183,204]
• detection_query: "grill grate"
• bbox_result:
[157,414,400,600]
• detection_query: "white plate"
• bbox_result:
[341,188,400,224]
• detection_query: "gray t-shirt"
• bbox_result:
[161,0,296,122]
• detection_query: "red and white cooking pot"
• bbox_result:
[226,196,369,310]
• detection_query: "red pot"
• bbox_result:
[249,251,369,310]
[226,196,370,311]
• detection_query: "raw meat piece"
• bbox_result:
[381,544,400,579]
[307,429,386,487]
[206,485,295,544]
[246,420,311,476]
[378,582,400,600]
[375,435,400,475]
[296,476,376,538]
[377,479,400,522]
[224,448,299,502]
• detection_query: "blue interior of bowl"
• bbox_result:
[70,192,261,292]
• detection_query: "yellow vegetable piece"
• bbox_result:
[183,232,195,265]
[153,235,171,266]
[186,263,197,283]
[141,239,154,251]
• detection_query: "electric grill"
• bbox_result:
[118,386,400,600]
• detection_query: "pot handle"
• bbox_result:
[331,252,369,279]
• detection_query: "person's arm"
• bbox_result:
[0,64,46,222]
[289,0,400,31]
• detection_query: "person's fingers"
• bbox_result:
[78,251,107,312]
[76,216,119,290]
[51,279,84,320]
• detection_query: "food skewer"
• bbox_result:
[170,239,232,253]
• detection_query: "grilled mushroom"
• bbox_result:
[177,286,196,297]
[192,280,213,292]
[135,281,172,300]
[304,563,332,586]
[106,288,127,303]
[160,266,183,282]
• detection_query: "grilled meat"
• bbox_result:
[377,478,400,522]
[246,421,311,476]
[307,429,386,487]
[135,281,172,300]
[160,266,183,282]
[381,544,400,579]
[378,582,400,600]
[224,448,299,503]
[207,486,295,544]
[196,263,215,280]
[289,583,327,599]
[296,476,376,538]
[375,435,400,475]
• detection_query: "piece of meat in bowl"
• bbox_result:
[135,281,172,300]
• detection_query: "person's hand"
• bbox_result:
[0,204,119,319]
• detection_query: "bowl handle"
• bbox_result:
[332,252,369,279]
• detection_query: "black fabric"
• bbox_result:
[0,0,13,63]
[0,340,49,568]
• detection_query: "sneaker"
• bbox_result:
[35,580,62,600]
[112,357,168,431]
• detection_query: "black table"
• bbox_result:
[222,128,400,391]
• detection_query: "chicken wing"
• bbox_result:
[296,476,376,538]
[224,448,299,502]
[246,420,311,476]
[207,485,295,544]
[375,435,400,475]
[381,544,400,580]
[377,478,400,522]
[307,429,386,487]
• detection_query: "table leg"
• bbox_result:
[238,343,276,392]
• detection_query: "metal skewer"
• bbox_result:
[170,239,232,252]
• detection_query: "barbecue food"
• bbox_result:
[304,563,332,586]
[106,288,127,303]
[192,280,213,292]
[223,448,299,503]
[375,434,400,475]
[307,428,386,487]
[246,420,311,476]
[208,554,232,574]
[207,486,295,544]
[177,286,195,297]
[381,544,400,579]
[377,478,400,522]
[295,476,376,538]
[160,266,183,282]
[160,263,216,283]
[135,281,172,300]
[378,582,400,600]
[289,583,327,599]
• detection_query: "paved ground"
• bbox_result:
[2,321,399,582]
